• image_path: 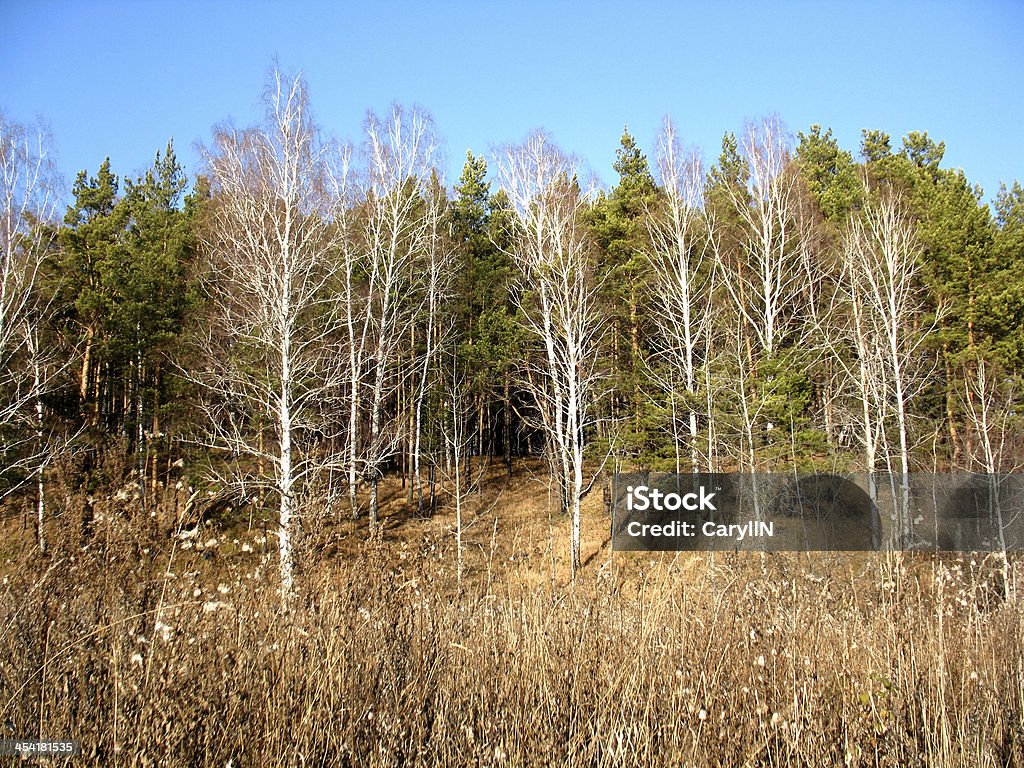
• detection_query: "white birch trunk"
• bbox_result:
[496,131,605,578]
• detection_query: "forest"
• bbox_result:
[4,68,1022,580]
[2,68,1023,765]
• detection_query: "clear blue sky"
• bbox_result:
[3,1,1022,205]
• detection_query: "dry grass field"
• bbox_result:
[1,462,1022,767]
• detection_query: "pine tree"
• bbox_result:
[51,147,198,511]
[58,158,127,427]
[981,183,1024,374]
[860,129,893,165]
[449,151,521,471]
[118,142,194,487]
[891,133,995,458]
[589,128,659,465]
[795,125,861,225]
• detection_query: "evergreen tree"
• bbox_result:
[896,133,994,456]
[55,148,195,483]
[860,129,892,164]
[705,131,750,257]
[57,158,127,426]
[795,124,861,224]
[981,182,1024,373]
[449,151,520,464]
[589,128,659,464]
[118,142,194,467]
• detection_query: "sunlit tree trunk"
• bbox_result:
[0,115,59,504]
[646,117,717,474]
[840,192,930,547]
[962,359,1014,599]
[720,116,803,359]
[496,131,605,578]
[195,69,349,601]
[359,105,442,529]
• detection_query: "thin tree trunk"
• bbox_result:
[504,371,512,476]
[368,361,385,527]
[136,342,146,510]
[33,351,45,554]
[277,219,295,599]
[150,364,160,498]
[451,387,464,583]
[892,327,911,546]
[413,280,437,515]
[79,325,93,405]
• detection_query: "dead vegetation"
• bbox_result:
[1,463,1022,767]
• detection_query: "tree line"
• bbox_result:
[2,69,1022,590]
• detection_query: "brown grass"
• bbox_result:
[1,463,1022,767]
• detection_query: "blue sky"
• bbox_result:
[3,1,1022,204]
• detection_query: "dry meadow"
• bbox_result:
[1,463,1022,767]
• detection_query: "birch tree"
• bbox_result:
[840,192,931,545]
[356,104,442,527]
[495,130,604,577]
[195,69,347,598]
[824,228,889,544]
[721,116,805,358]
[708,117,816,471]
[1,115,59,503]
[438,348,472,583]
[961,360,1019,597]
[411,175,456,514]
[645,117,717,474]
